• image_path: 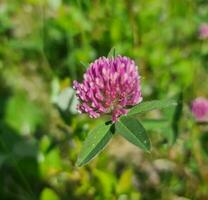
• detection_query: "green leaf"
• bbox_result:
[55,87,78,114]
[56,88,74,111]
[40,188,60,200]
[116,168,133,194]
[166,93,183,144]
[40,148,62,178]
[116,116,151,151]
[94,169,116,198]
[107,47,116,58]
[76,123,113,167]
[5,93,44,135]
[127,99,177,116]
[163,129,175,145]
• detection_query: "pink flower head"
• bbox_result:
[199,23,208,40]
[192,97,208,121]
[73,55,142,122]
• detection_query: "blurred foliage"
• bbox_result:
[0,0,208,199]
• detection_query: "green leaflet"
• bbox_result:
[127,99,177,116]
[77,98,179,166]
[107,47,116,58]
[76,123,113,167]
[164,93,183,144]
[116,116,151,152]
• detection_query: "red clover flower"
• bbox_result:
[192,97,208,122]
[73,55,142,122]
[199,23,208,40]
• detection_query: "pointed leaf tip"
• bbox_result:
[107,47,116,58]
[76,123,114,167]
[128,99,177,116]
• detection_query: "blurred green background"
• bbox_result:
[0,0,208,199]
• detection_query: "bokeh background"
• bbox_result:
[0,0,208,199]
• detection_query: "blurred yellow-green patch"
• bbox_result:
[0,0,208,200]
